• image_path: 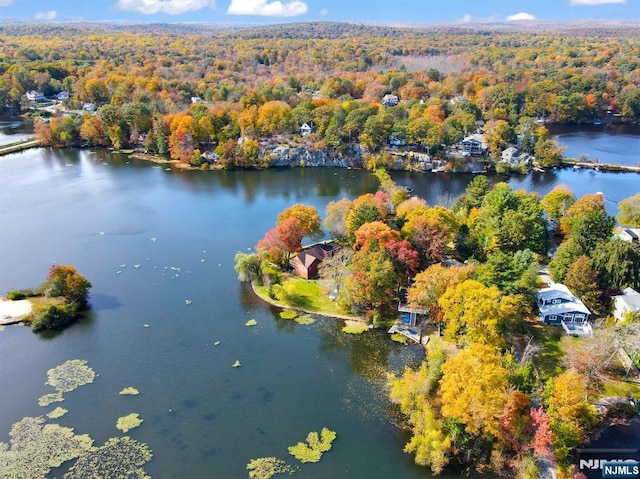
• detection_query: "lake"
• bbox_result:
[0,144,638,478]
[548,124,640,167]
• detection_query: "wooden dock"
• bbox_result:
[561,160,640,173]
[0,137,40,156]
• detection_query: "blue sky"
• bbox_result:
[0,0,637,24]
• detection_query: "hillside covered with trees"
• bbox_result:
[1,22,638,167]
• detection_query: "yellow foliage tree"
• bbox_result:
[439,343,509,438]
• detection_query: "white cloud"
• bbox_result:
[319,8,328,16]
[460,13,473,22]
[569,0,625,5]
[227,0,308,17]
[0,0,14,6]
[116,0,216,15]
[506,12,536,21]
[34,10,57,20]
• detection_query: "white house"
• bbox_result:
[613,287,640,322]
[501,146,520,165]
[382,94,399,107]
[300,121,317,136]
[26,90,45,102]
[450,95,467,105]
[83,103,97,112]
[191,96,203,104]
[461,134,487,156]
[56,91,69,101]
[537,284,592,336]
[615,228,640,243]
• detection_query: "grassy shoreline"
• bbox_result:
[250,279,365,322]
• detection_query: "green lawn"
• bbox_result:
[254,275,357,319]
[522,318,568,381]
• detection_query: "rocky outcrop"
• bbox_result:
[264,144,365,168]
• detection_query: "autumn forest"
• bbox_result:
[2,22,640,167]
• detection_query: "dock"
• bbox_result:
[388,323,429,345]
[561,160,640,173]
[0,137,40,156]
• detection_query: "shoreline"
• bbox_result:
[250,281,365,322]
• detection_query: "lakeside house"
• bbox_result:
[289,241,340,280]
[56,91,69,101]
[300,121,317,136]
[26,90,45,102]
[397,287,428,327]
[461,134,487,156]
[537,284,592,336]
[612,287,640,322]
[83,103,97,111]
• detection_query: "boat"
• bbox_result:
[593,118,603,125]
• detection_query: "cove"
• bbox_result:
[0,147,639,478]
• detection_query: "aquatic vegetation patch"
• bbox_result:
[246,457,296,479]
[119,387,140,396]
[46,359,96,393]
[116,413,143,433]
[246,319,258,326]
[0,416,93,478]
[39,392,64,407]
[390,333,409,345]
[233,360,242,368]
[294,315,315,325]
[63,436,153,479]
[342,321,369,335]
[279,310,299,320]
[288,428,337,463]
[47,407,68,419]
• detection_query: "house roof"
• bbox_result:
[539,301,591,316]
[538,283,591,316]
[537,284,574,302]
[615,288,640,311]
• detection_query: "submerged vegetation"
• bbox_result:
[119,387,140,396]
[287,428,337,464]
[46,359,96,393]
[0,359,153,478]
[116,413,143,433]
[246,457,296,479]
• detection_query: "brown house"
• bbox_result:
[289,242,340,279]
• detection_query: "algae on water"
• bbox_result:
[119,387,140,396]
[245,319,258,326]
[342,321,368,335]
[0,416,93,479]
[47,407,68,419]
[116,413,143,433]
[46,359,96,393]
[246,457,296,479]
[288,428,337,463]
[64,436,153,479]
[279,310,298,320]
[294,315,315,325]
[39,392,64,407]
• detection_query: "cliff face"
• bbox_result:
[265,144,365,168]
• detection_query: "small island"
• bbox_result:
[1,265,92,331]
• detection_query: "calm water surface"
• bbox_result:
[0,144,638,478]
[548,124,640,167]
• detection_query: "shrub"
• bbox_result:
[30,303,78,332]
[6,288,36,300]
